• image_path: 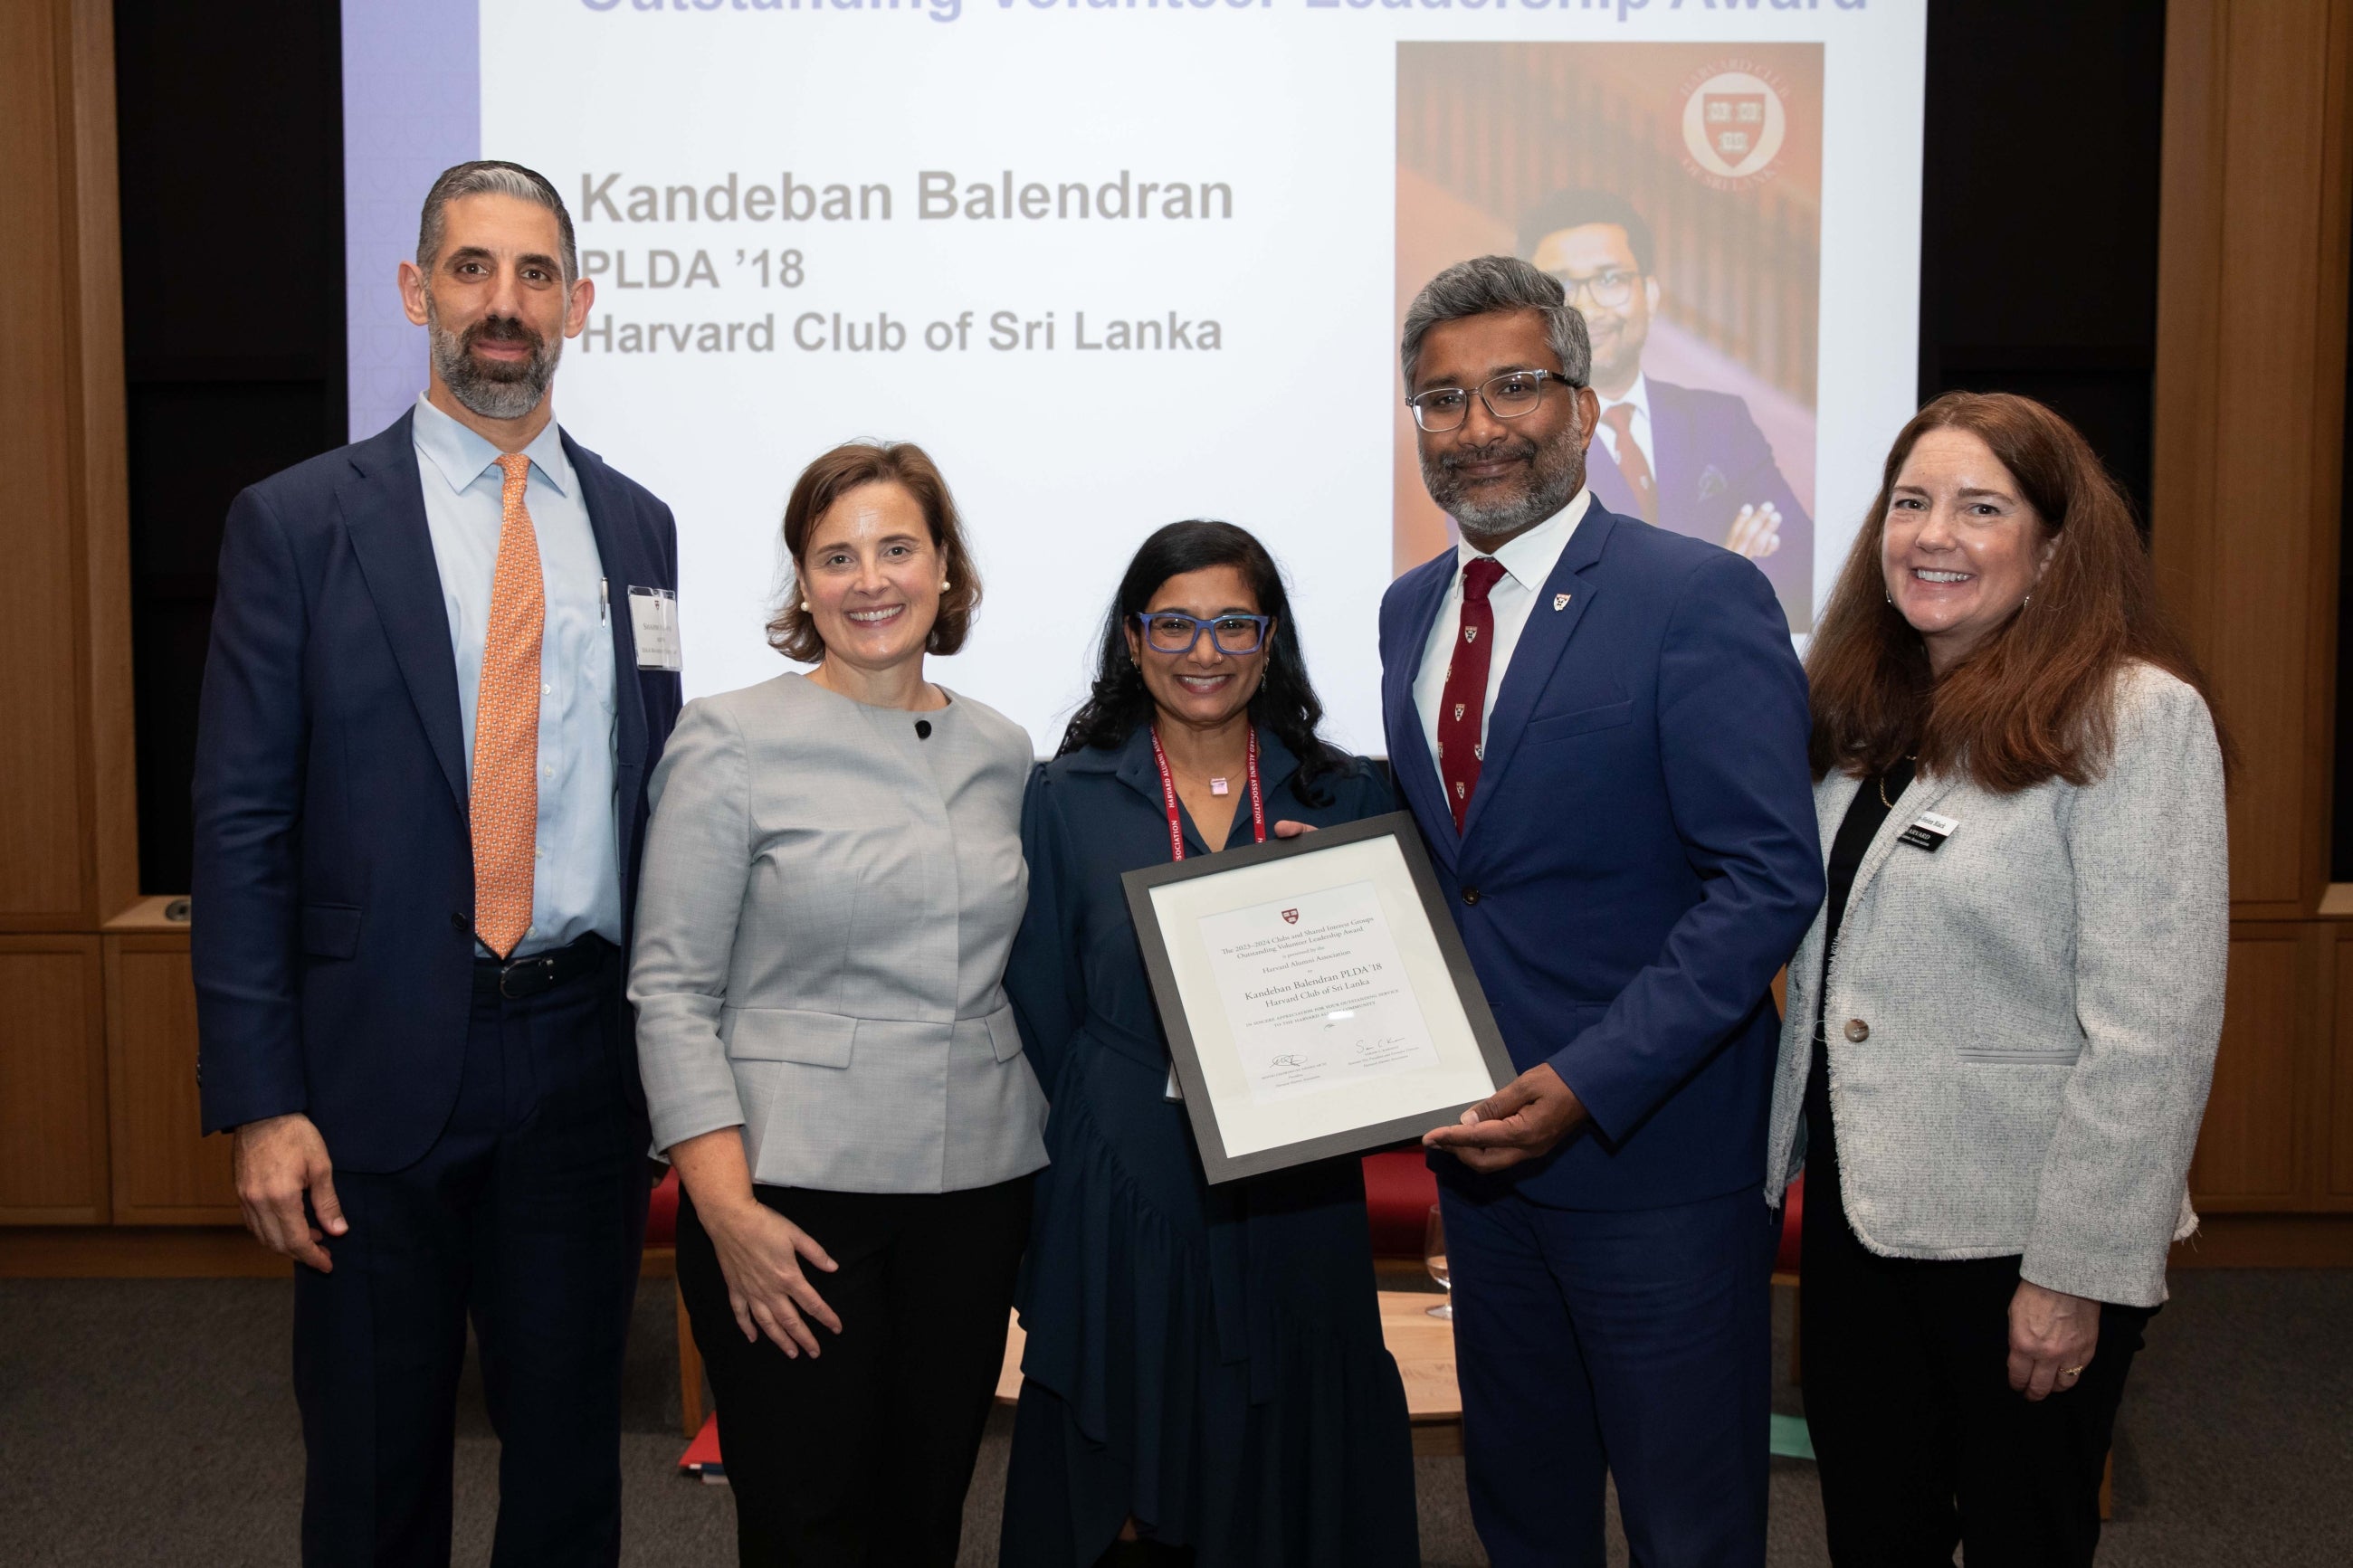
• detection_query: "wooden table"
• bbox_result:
[996,1288,1464,1456]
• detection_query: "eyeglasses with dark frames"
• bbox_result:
[1548,268,1643,310]
[1405,368,1582,433]
[1133,612,1272,657]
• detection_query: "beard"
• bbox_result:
[1421,425,1586,545]
[426,296,561,421]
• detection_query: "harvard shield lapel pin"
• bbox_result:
[1553,592,1572,611]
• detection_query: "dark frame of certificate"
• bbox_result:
[1120,810,1517,1183]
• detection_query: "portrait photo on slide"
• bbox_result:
[1396,43,1824,633]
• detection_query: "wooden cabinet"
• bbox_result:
[2186,924,2353,1216]
[2331,929,2353,1201]
[104,932,233,1222]
[2190,928,2312,1205]
[0,936,110,1222]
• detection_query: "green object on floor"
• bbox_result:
[1769,1413,1816,1460]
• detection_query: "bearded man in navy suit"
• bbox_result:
[1520,189,1815,632]
[1390,256,1822,1567]
[193,162,682,1565]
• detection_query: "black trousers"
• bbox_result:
[1799,1179,2155,1567]
[292,942,649,1567]
[677,1175,1034,1567]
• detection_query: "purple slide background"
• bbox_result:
[343,0,479,441]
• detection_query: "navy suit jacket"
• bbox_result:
[192,410,684,1173]
[1585,377,1815,632]
[1379,501,1822,1209]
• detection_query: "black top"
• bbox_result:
[1803,758,1915,1223]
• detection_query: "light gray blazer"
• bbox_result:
[630,673,1048,1193]
[1764,663,2227,1307]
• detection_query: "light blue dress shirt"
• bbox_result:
[412,394,622,957]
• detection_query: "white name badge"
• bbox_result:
[628,586,681,672]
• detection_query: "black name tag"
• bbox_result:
[1899,810,1958,852]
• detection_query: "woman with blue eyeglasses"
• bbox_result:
[997,521,1417,1568]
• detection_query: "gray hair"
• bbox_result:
[417,160,578,282]
[1400,255,1592,392]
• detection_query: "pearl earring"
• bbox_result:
[940,580,951,592]
[799,600,810,612]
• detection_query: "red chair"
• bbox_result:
[1362,1149,1442,1257]
[1776,1173,1804,1281]
[643,1167,706,1437]
[1777,1174,1804,1385]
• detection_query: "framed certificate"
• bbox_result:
[1122,811,1515,1183]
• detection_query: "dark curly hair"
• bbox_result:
[1057,520,1347,804]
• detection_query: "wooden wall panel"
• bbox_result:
[68,0,138,923]
[2153,0,2353,917]
[104,936,233,1222]
[0,0,98,925]
[2150,1,2353,1229]
[0,936,109,1221]
[2190,929,2308,1203]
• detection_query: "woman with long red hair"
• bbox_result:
[1765,392,2230,1564]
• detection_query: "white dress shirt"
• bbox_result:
[412,394,621,956]
[1414,489,1594,764]
[1593,372,1653,468]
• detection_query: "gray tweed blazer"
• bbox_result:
[1764,663,2227,1307]
[630,673,1048,1193]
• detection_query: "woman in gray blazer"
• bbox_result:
[1769,393,2228,1566]
[630,442,1048,1566]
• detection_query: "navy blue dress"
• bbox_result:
[996,726,1419,1568]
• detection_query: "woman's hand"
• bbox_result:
[2007,1278,2101,1401]
[700,1196,843,1357]
[1272,820,1317,839]
[669,1126,843,1358]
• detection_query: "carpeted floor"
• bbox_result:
[1,1268,2346,1565]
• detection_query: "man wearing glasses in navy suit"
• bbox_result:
[1388,255,1821,1568]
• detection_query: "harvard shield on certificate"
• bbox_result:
[1123,812,1514,1183]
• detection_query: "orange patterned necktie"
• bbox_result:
[472,453,544,959]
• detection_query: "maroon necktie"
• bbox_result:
[1599,404,1659,525]
[1436,556,1508,832]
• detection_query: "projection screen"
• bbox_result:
[344,0,1925,755]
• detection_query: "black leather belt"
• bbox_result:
[474,934,611,1000]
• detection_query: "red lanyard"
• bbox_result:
[1148,727,1264,861]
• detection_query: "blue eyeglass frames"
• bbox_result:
[1133,612,1272,656]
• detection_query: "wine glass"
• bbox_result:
[1423,1204,1453,1319]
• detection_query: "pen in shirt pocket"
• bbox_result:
[600,576,609,625]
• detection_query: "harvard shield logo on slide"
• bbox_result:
[1703,91,1767,165]
[1281,908,1300,925]
[1680,63,1790,189]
